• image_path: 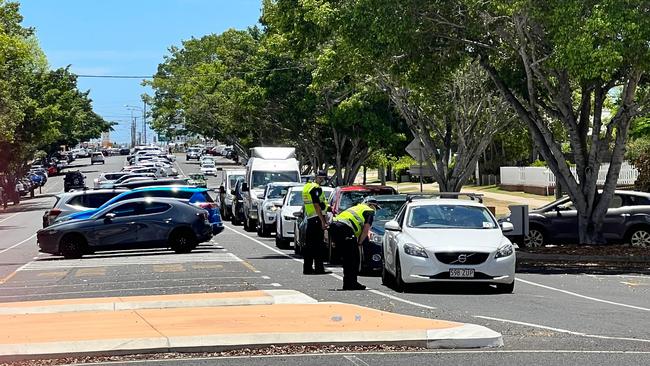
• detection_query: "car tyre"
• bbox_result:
[381,262,394,286]
[170,229,196,254]
[60,234,85,259]
[394,252,408,293]
[495,281,515,294]
[293,239,302,255]
[275,235,289,249]
[524,227,546,247]
[628,227,650,247]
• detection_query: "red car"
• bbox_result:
[325,185,397,262]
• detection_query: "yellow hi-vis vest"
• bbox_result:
[302,182,327,218]
[334,203,374,238]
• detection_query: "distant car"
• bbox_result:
[98,173,156,189]
[382,197,516,293]
[90,152,105,165]
[93,172,129,189]
[63,171,85,192]
[219,169,246,221]
[186,147,202,161]
[42,189,127,227]
[230,178,246,225]
[255,182,302,237]
[119,148,130,155]
[188,173,207,188]
[61,186,223,235]
[200,156,215,165]
[200,162,217,176]
[114,177,191,190]
[38,198,213,259]
[363,195,408,272]
[504,190,650,247]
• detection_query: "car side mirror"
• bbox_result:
[104,213,116,223]
[384,220,401,232]
[242,183,249,192]
[500,222,514,233]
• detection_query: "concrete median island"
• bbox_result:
[0,290,503,362]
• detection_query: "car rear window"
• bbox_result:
[85,193,120,208]
[104,173,125,180]
[67,195,85,207]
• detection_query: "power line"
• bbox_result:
[74,66,304,80]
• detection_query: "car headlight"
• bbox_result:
[403,243,428,258]
[264,203,279,212]
[368,231,382,244]
[495,244,514,258]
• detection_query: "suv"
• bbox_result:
[186,147,202,161]
[219,169,245,220]
[63,171,85,192]
[42,189,127,227]
[90,152,105,165]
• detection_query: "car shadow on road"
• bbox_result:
[384,282,504,295]
[1,199,56,214]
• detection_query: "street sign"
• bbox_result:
[405,138,432,162]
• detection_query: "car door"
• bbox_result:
[384,205,406,272]
[132,202,173,247]
[547,199,578,242]
[86,202,142,249]
[601,194,627,241]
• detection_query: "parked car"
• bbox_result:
[291,187,336,254]
[187,173,207,188]
[60,186,223,235]
[230,178,246,225]
[26,172,45,188]
[90,152,105,165]
[504,190,650,247]
[219,169,246,220]
[63,171,85,192]
[98,173,156,189]
[359,195,409,272]
[38,198,212,259]
[93,172,129,189]
[255,182,302,237]
[114,177,191,190]
[381,197,516,293]
[186,147,202,161]
[200,162,217,176]
[119,148,131,155]
[42,189,127,227]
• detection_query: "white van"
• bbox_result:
[242,147,301,231]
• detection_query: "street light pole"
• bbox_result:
[143,101,147,145]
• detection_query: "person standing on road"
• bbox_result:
[329,198,379,290]
[0,183,5,210]
[302,170,330,275]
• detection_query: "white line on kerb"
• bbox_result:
[0,213,19,224]
[517,278,650,312]
[224,226,436,311]
[475,315,650,343]
[0,234,36,255]
[344,355,370,366]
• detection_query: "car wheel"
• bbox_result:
[381,261,394,286]
[495,281,515,294]
[294,239,302,255]
[524,227,546,247]
[257,219,264,237]
[60,234,85,259]
[394,252,408,293]
[169,230,196,254]
[275,235,289,249]
[628,227,650,247]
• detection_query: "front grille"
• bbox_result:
[434,252,490,265]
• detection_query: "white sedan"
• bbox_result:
[382,198,516,293]
[200,163,217,176]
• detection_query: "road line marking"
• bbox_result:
[0,213,19,224]
[518,278,650,312]
[224,226,437,311]
[36,271,69,278]
[0,234,36,255]
[75,267,107,277]
[0,271,19,285]
[0,276,267,290]
[344,355,370,366]
[475,315,650,343]
[191,263,224,270]
[153,264,185,273]
[241,260,261,273]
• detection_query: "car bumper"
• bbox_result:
[362,241,383,270]
[212,223,224,235]
[37,234,61,255]
[399,251,516,284]
[279,218,295,239]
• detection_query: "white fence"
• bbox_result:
[500,162,639,188]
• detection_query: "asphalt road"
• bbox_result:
[1,154,649,366]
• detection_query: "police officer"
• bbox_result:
[329,197,380,290]
[302,170,329,274]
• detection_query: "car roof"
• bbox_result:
[267,182,301,187]
[131,185,206,192]
[58,189,127,198]
[338,185,396,192]
[225,169,246,175]
[373,194,409,201]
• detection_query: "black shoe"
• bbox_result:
[303,269,314,275]
[342,283,366,290]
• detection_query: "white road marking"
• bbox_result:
[475,315,650,343]
[0,213,19,224]
[0,276,269,290]
[517,278,650,312]
[0,234,36,255]
[20,252,242,271]
[224,226,437,311]
[344,355,370,366]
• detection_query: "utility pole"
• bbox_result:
[143,101,147,145]
[130,109,136,148]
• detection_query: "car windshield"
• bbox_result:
[189,174,205,180]
[407,204,497,229]
[202,164,215,168]
[252,171,299,189]
[339,190,392,211]
[374,200,406,221]
[267,186,290,199]
[288,191,303,206]
[228,174,244,187]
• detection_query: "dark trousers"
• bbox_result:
[329,221,360,287]
[304,217,325,273]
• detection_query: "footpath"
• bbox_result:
[0,290,503,362]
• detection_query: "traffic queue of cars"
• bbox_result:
[38,145,223,259]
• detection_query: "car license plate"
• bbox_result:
[449,268,475,278]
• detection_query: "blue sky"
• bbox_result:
[19,0,262,144]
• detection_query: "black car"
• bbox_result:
[505,190,650,247]
[37,197,212,259]
[230,178,246,225]
[63,171,85,192]
[119,148,131,155]
[364,195,408,271]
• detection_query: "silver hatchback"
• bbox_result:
[42,189,127,227]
